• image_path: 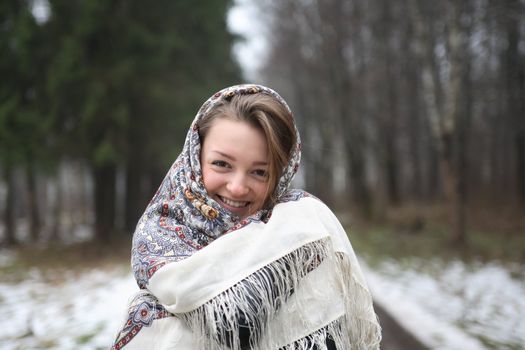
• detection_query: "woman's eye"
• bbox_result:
[253,169,268,178]
[211,160,230,168]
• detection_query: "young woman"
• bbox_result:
[111,84,381,350]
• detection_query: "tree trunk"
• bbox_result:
[50,174,62,241]
[443,1,468,245]
[518,134,525,206]
[504,2,525,205]
[93,164,116,241]
[439,133,464,244]
[3,165,17,246]
[347,147,373,217]
[320,0,372,217]
[125,161,141,234]
[26,163,41,241]
[124,160,153,234]
[410,0,468,244]
[401,10,425,201]
[377,0,401,206]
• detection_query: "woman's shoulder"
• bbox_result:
[277,189,319,204]
[272,189,352,253]
[275,189,336,218]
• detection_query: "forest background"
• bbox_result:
[2,0,524,248]
[2,0,524,247]
[1,0,524,348]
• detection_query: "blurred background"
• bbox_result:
[1,0,524,349]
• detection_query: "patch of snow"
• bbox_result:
[1,255,523,349]
[0,267,137,350]
[363,259,525,350]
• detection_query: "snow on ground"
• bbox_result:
[364,259,525,350]
[0,265,137,350]
[1,253,524,350]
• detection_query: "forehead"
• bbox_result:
[202,118,268,161]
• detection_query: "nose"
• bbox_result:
[227,174,249,197]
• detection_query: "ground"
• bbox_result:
[1,214,524,350]
[1,247,523,349]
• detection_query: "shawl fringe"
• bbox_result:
[280,317,345,350]
[335,252,382,350]
[179,238,381,350]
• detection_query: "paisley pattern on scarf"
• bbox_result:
[112,190,314,350]
[111,85,306,348]
[131,84,302,289]
[111,293,171,350]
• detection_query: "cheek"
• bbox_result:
[201,165,218,193]
[252,181,270,202]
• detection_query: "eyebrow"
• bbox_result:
[212,150,268,166]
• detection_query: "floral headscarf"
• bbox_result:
[132,84,301,289]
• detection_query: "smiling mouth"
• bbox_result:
[218,195,249,208]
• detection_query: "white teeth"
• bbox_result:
[220,196,248,208]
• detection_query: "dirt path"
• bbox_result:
[375,303,429,350]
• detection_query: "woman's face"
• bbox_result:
[201,118,270,219]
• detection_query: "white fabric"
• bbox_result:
[121,317,193,350]
[123,262,345,350]
[120,197,380,349]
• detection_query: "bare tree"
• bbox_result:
[258,0,523,229]
[409,0,472,243]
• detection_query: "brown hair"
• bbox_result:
[197,93,297,208]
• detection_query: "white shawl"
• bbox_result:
[111,85,381,349]
[112,196,381,349]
